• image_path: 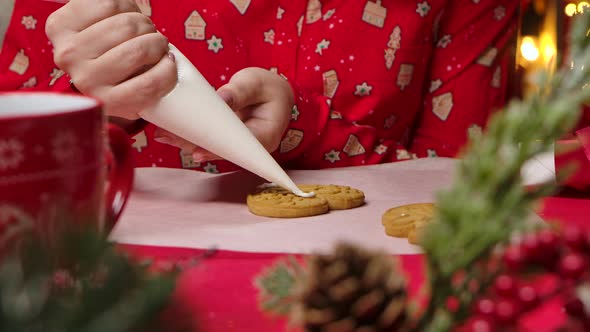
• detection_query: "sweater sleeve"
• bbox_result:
[409,0,519,158]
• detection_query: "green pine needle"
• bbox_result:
[253,13,590,332]
[0,220,183,332]
[416,12,590,332]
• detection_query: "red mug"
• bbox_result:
[0,92,134,251]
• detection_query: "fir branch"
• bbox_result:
[0,223,185,332]
[255,256,304,318]
[417,13,590,332]
[252,13,590,332]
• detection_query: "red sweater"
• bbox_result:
[1,0,518,173]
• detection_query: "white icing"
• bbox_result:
[257,182,315,198]
[293,190,316,198]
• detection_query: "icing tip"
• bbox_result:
[294,190,315,198]
[256,183,315,198]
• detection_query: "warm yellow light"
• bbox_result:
[543,44,556,62]
[539,33,556,66]
[578,2,590,13]
[520,36,539,62]
[565,3,577,16]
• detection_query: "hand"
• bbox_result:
[45,0,177,120]
[153,67,294,162]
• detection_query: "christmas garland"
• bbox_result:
[255,13,590,332]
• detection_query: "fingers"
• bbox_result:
[74,12,157,59]
[217,71,263,112]
[99,52,177,119]
[45,0,176,120]
[242,102,289,152]
[217,68,293,152]
[75,32,169,92]
[52,12,160,77]
[46,0,139,42]
[220,67,293,112]
[150,67,294,161]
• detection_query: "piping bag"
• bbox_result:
[35,1,311,196]
[139,44,313,197]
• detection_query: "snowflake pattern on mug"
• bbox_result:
[0,139,25,171]
[51,132,81,164]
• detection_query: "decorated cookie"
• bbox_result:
[247,187,329,218]
[297,184,365,210]
[382,203,435,240]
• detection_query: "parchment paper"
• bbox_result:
[110,157,552,254]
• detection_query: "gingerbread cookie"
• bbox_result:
[247,187,329,218]
[382,203,435,240]
[407,218,431,245]
[297,184,365,210]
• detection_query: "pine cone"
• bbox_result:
[299,243,408,332]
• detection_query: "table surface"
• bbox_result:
[112,157,588,332]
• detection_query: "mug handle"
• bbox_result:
[104,123,134,231]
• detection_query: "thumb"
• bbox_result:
[216,72,265,112]
[216,88,235,109]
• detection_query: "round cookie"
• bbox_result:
[247,187,330,218]
[407,229,419,244]
[382,203,435,238]
[407,218,430,245]
[297,184,365,210]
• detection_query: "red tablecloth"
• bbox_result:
[119,193,589,332]
[118,134,590,332]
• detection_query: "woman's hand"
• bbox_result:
[45,0,177,120]
[153,67,294,162]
